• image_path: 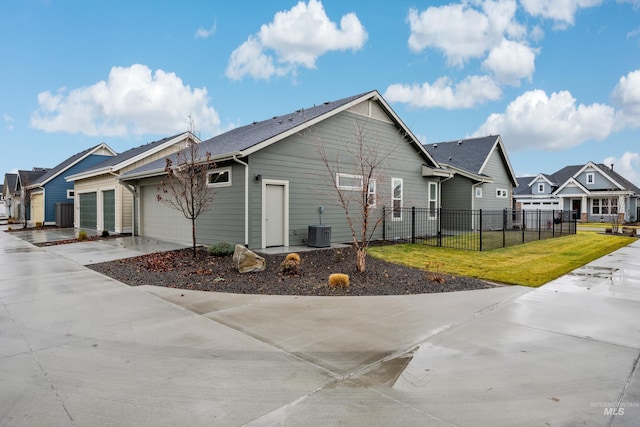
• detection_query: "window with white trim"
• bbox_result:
[207,168,231,187]
[475,187,482,198]
[367,180,376,207]
[537,183,544,193]
[428,182,437,218]
[392,178,403,220]
[592,198,617,215]
[586,173,594,184]
[336,173,363,191]
[67,189,75,199]
[496,188,508,198]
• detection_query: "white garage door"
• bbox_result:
[140,185,191,244]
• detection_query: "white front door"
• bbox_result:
[263,180,288,247]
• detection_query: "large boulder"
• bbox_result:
[232,245,266,273]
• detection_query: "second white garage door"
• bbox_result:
[140,185,191,244]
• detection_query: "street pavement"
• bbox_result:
[0,226,638,426]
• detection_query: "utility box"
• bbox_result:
[308,225,331,248]
[55,202,74,228]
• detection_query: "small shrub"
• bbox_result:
[101,230,110,238]
[35,222,43,228]
[7,226,12,231]
[207,241,235,257]
[77,230,88,241]
[328,273,349,288]
[281,253,301,276]
[425,261,447,284]
[285,253,301,263]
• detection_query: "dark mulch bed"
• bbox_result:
[88,246,495,296]
[33,233,131,247]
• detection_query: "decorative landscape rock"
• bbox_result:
[232,245,266,273]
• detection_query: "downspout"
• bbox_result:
[471,181,483,211]
[232,155,249,246]
[113,171,141,236]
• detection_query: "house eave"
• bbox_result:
[120,151,245,182]
[421,165,453,178]
[67,133,193,182]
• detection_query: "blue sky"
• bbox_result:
[2,0,640,185]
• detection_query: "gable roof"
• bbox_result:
[26,143,116,188]
[66,132,193,182]
[517,162,640,197]
[424,135,518,185]
[18,168,50,189]
[121,90,443,180]
[574,161,640,193]
[3,173,18,196]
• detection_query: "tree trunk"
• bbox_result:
[191,217,197,257]
[355,246,366,272]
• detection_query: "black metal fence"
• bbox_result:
[382,207,576,251]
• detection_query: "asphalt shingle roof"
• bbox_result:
[515,163,640,196]
[18,169,49,188]
[4,174,17,195]
[30,144,106,186]
[514,177,534,195]
[424,135,498,175]
[76,133,184,176]
[122,91,376,178]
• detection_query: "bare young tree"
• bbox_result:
[157,130,215,257]
[318,121,396,272]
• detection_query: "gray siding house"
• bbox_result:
[515,161,640,222]
[121,90,452,249]
[424,135,518,211]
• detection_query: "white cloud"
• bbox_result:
[407,0,525,67]
[474,89,615,151]
[482,39,538,85]
[30,64,221,137]
[520,0,603,27]
[195,20,217,39]
[226,0,367,80]
[611,69,640,128]
[604,152,640,187]
[4,114,14,130]
[384,75,502,109]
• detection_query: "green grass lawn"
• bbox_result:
[367,232,636,287]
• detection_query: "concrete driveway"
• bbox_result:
[0,228,638,426]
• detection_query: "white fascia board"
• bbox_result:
[440,163,493,183]
[478,136,518,186]
[36,143,117,187]
[65,166,112,182]
[554,177,589,195]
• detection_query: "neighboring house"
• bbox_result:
[2,173,18,218]
[514,161,640,222]
[65,132,195,233]
[26,143,117,226]
[16,168,50,223]
[120,90,451,249]
[0,184,5,218]
[423,135,518,211]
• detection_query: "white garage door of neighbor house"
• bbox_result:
[140,185,191,244]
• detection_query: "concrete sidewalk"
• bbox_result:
[1,229,639,426]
